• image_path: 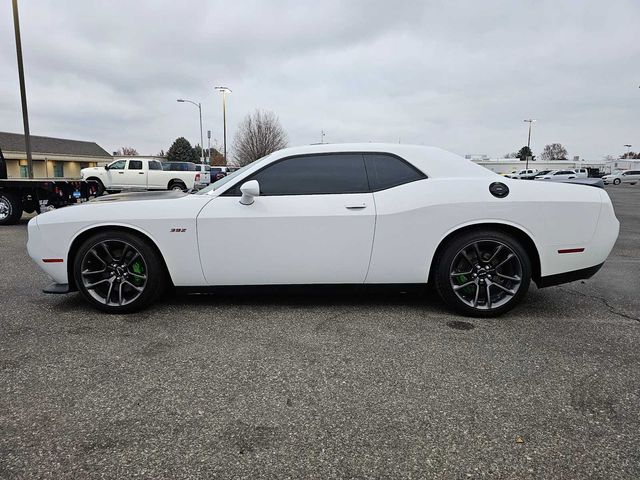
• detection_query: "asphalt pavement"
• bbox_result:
[1,186,638,479]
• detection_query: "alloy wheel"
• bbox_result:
[0,197,10,221]
[449,240,523,310]
[80,240,148,306]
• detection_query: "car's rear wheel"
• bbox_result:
[434,230,531,317]
[73,231,167,313]
[0,191,22,226]
[613,178,621,185]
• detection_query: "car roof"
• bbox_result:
[265,143,495,179]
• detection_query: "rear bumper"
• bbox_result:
[535,262,604,288]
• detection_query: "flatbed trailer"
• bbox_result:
[0,148,100,225]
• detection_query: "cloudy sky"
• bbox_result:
[1,0,638,160]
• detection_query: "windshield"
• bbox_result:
[196,155,273,195]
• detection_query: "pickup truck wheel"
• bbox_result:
[86,177,105,196]
[0,191,22,226]
[169,181,186,191]
[73,231,167,313]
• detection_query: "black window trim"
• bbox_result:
[220,151,427,197]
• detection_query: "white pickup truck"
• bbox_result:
[81,158,202,194]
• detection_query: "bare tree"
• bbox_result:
[116,147,139,156]
[540,143,568,161]
[232,110,288,167]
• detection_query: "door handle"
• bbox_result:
[118,171,124,174]
[138,172,144,174]
[345,204,367,210]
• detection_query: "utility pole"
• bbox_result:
[523,119,536,170]
[214,87,231,165]
[207,130,211,164]
[12,0,33,178]
[321,130,326,144]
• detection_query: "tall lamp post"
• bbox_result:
[214,86,231,164]
[623,144,632,158]
[177,99,204,163]
[12,0,33,178]
[523,119,536,170]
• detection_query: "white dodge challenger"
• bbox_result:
[27,144,619,317]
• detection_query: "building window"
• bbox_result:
[20,165,29,178]
[79,162,89,169]
[52,162,64,178]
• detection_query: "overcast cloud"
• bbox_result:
[1,0,638,160]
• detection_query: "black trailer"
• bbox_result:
[0,148,100,225]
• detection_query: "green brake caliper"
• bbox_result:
[456,274,475,295]
[131,260,146,286]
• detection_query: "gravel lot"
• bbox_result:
[1,186,639,479]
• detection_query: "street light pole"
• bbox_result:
[523,119,536,170]
[214,87,231,165]
[177,99,204,163]
[623,144,632,158]
[12,0,33,178]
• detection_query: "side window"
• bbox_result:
[148,161,162,170]
[109,160,126,170]
[128,160,143,170]
[364,153,426,191]
[229,154,369,196]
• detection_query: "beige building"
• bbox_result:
[0,131,112,178]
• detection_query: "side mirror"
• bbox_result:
[239,180,260,205]
[104,164,110,170]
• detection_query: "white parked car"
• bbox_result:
[602,170,640,185]
[534,169,578,181]
[81,158,201,193]
[504,169,538,179]
[28,144,619,317]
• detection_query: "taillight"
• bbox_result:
[195,173,201,181]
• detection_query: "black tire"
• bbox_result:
[0,191,23,226]
[169,181,186,191]
[434,229,532,317]
[73,230,167,313]
[613,178,621,185]
[87,177,105,196]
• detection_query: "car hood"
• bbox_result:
[90,191,188,203]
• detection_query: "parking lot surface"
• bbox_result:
[1,186,639,479]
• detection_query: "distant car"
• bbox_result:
[28,143,619,318]
[534,169,578,181]
[505,169,538,180]
[210,166,236,181]
[602,170,640,185]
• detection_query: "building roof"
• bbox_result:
[0,131,111,158]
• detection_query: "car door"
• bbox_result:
[146,160,164,189]
[105,159,126,188]
[124,159,146,188]
[197,153,376,285]
[625,170,640,183]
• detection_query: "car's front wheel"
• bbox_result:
[613,178,621,185]
[434,230,532,317]
[73,231,167,313]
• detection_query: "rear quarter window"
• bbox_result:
[364,153,426,191]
